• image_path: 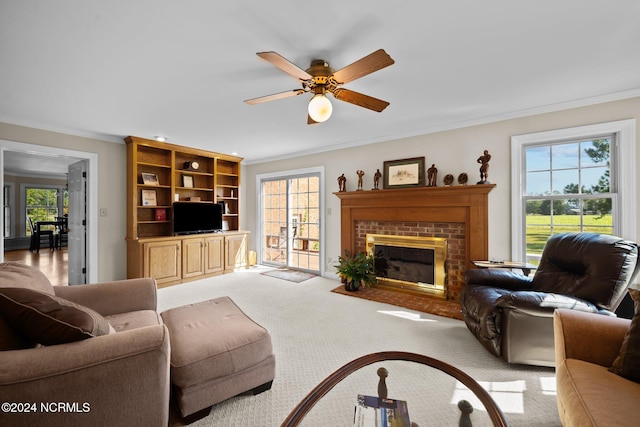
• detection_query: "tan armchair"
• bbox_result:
[0,262,170,427]
[554,308,640,427]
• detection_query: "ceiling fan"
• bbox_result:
[244,49,394,124]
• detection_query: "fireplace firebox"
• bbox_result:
[366,234,447,299]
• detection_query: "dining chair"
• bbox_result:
[27,216,54,252]
[54,216,69,250]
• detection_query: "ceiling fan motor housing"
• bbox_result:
[305,60,334,89]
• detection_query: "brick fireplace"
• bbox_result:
[334,184,495,302]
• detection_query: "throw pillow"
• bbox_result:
[610,292,640,382]
[0,287,112,346]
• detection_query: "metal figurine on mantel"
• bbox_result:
[338,174,347,192]
[476,150,492,184]
[427,164,438,187]
[373,169,382,190]
[356,170,365,191]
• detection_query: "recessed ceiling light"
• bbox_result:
[231,152,238,156]
[154,136,167,142]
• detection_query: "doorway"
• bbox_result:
[0,140,98,284]
[258,168,324,274]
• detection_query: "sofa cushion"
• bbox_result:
[0,287,112,346]
[558,358,640,427]
[0,313,33,350]
[610,297,640,382]
[106,310,163,332]
[0,262,54,294]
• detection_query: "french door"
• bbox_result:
[261,172,321,273]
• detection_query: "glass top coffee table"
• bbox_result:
[282,351,508,427]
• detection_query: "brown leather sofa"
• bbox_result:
[460,233,640,367]
[0,262,171,427]
[554,308,640,427]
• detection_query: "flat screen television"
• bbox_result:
[172,202,223,235]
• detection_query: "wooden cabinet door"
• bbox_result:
[225,233,248,271]
[204,235,224,274]
[144,240,181,285]
[182,238,205,279]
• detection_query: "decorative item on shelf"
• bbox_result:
[383,157,425,189]
[182,175,194,188]
[443,174,454,186]
[141,190,157,206]
[186,196,201,202]
[476,149,491,184]
[154,208,167,221]
[182,161,200,171]
[141,173,159,186]
[174,194,180,202]
[427,163,438,187]
[222,220,230,231]
[337,173,347,192]
[224,202,231,214]
[458,173,469,185]
[356,170,365,191]
[335,250,376,292]
[372,169,382,190]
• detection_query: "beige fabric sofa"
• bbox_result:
[0,262,171,427]
[554,308,640,427]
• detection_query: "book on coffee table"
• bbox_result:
[353,394,411,427]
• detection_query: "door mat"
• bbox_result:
[331,285,463,321]
[261,268,317,283]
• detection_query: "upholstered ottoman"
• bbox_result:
[160,297,275,417]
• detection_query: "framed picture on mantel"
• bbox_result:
[383,156,425,189]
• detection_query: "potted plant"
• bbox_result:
[335,250,377,291]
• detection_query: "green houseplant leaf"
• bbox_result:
[335,250,376,290]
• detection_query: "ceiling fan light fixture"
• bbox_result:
[308,93,332,123]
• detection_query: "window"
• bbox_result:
[25,186,68,236]
[512,120,636,264]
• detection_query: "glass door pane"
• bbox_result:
[263,179,287,266]
[261,173,321,273]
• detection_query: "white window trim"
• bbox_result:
[511,119,636,261]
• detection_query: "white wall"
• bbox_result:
[244,97,640,275]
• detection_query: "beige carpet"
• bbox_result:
[158,266,561,426]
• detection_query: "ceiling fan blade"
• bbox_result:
[244,89,305,105]
[256,51,313,81]
[333,88,390,112]
[331,49,395,84]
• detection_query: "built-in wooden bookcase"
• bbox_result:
[125,136,248,286]
[125,136,243,239]
[215,159,240,231]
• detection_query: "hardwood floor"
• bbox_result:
[4,248,68,286]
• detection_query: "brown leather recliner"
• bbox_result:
[460,233,640,367]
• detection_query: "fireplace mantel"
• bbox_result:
[334,184,496,271]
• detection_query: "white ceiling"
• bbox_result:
[1,1,640,166]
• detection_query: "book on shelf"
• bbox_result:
[154,208,167,221]
[353,394,411,427]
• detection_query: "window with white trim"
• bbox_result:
[511,120,636,265]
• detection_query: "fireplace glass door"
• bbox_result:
[261,173,320,273]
